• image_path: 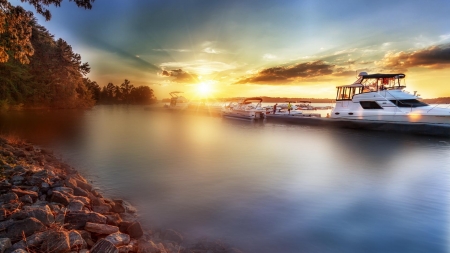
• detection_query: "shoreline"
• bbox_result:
[0,136,243,253]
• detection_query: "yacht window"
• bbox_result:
[360,101,383,109]
[389,99,428,107]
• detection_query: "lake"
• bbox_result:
[1,105,449,253]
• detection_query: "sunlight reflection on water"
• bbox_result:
[1,105,449,253]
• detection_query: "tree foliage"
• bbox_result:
[0,0,94,63]
[95,80,156,105]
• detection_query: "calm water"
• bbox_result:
[1,105,449,253]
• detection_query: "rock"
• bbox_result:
[0,238,11,253]
[104,232,131,247]
[8,230,51,252]
[10,175,24,185]
[65,211,107,230]
[119,213,137,222]
[112,200,126,213]
[127,221,144,239]
[73,187,89,197]
[0,219,14,231]
[6,217,45,242]
[137,240,159,253]
[10,189,37,200]
[67,200,84,212]
[118,245,133,253]
[40,230,70,253]
[75,179,92,192]
[92,204,111,214]
[52,187,74,195]
[18,195,32,204]
[72,196,90,206]
[85,222,119,234]
[90,238,119,253]
[0,192,18,204]
[118,221,132,233]
[76,230,94,247]
[21,205,55,226]
[10,249,28,253]
[50,191,70,206]
[105,213,122,226]
[162,229,183,244]
[68,230,87,250]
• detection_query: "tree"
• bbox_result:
[0,0,94,63]
[119,79,134,104]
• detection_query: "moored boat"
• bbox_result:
[222,97,266,120]
[331,72,450,125]
[165,91,190,110]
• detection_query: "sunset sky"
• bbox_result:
[11,0,450,100]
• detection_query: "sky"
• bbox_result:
[11,0,450,100]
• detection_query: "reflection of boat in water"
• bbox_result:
[222,97,266,120]
[331,72,450,124]
[164,91,189,110]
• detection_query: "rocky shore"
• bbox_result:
[0,136,243,253]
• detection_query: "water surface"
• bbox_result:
[1,105,449,253]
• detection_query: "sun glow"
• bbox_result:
[196,81,214,97]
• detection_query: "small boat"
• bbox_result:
[331,72,450,124]
[222,97,266,120]
[295,101,315,110]
[165,91,189,110]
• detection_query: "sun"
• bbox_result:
[196,82,213,97]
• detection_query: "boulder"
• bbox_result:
[52,187,74,195]
[0,219,14,231]
[105,213,122,226]
[111,200,126,213]
[40,230,70,253]
[6,217,45,242]
[0,192,17,204]
[50,191,70,206]
[8,230,52,252]
[118,221,133,233]
[68,230,87,250]
[9,249,28,253]
[85,222,119,234]
[92,204,111,214]
[127,221,144,239]
[64,211,107,230]
[72,196,90,206]
[73,187,89,197]
[21,205,55,226]
[0,238,11,253]
[67,200,84,212]
[10,189,37,200]
[18,195,32,204]
[90,238,119,253]
[104,232,131,247]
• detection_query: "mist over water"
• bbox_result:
[1,105,449,253]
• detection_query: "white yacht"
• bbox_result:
[222,97,266,120]
[331,72,450,124]
[165,91,190,110]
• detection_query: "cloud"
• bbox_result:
[204,47,219,54]
[160,60,235,75]
[263,54,277,60]
[376,43,450,71]
[159,69,199,83]
[235,60,334,85]
[153,49,191,52]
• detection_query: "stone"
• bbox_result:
[8,230,52,252]
[10,189,37,200]
[119,213,137,222]
[75,179,92,192]
[40,230,70,253]
[118,221,132,233]
[72,196,90,206]
[92,204,111,214]
[105,213,122,226]
[10,249,28,253]
[65,211,107,230]
[137,240,159,253]
[118,245,133,253]
[0,192,18,203]
[0,238,11,253]
[104,232,131,247]
[67,200,84,212]
[112,200,126,213]
[127,221,144,239]
[85,222,119,234]
[73,187,89,197]
[162,229,183,244]
[50,191,70,206]
[21,205,55,226]
[19,195,32,204]
[6,217,45,242]
[68,230,87,250]
[0,219,14,231]
[52,187,74,195]
[90,238,119,253]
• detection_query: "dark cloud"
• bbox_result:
[159,69,199,83]
[378,43,450,71]
[235,61,334,84]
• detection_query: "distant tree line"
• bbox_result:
[86,79,157,105]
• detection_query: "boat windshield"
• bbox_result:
[390,99,428,107]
